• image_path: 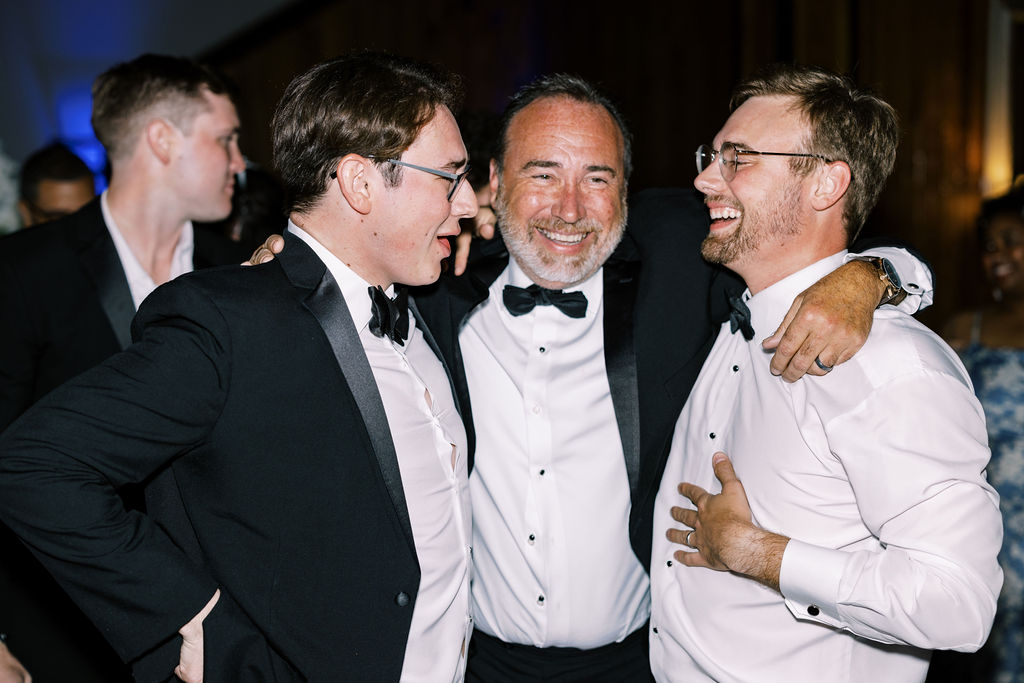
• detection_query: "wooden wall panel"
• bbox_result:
[203,0,998,330]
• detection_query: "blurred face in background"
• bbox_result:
[166,89,245,222]
[981,212,1024,299]
[18,177,96,226]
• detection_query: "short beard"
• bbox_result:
[493,186,627,288]
[701,183,802,267]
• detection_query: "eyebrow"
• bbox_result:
[520,160,618,175]
[438,157,468,172]
[722,138,753,151]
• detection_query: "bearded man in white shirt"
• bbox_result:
[652,63,1003,683]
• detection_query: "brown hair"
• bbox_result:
[91,54,233,162]
[271,52,463,214]
[731,64,899,242]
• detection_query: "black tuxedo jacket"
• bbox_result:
[0,198,246,681]
[415,187,742,572]
[0,233,441,681]
[0,197,246,430]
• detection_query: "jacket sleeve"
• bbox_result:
[0,277,230,663]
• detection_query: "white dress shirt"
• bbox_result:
[290,223,472,683]
[650,252,1003,683]
[101,190,195,310]
[461,258,649,648]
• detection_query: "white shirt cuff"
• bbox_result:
[780,538,849,627]
[844,247,934,314]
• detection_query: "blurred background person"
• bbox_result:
[0,53,246,683]
[943,187,1024,683]
[16,142,95,227]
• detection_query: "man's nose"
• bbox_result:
[552,182,584,223]
[694,161,725,196]
[450,177,478,219]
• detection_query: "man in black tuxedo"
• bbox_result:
[411,75,934,681]
[0,55,246,682]
[0,54,247,432]
[0,52,477,682]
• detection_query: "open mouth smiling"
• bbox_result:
[536,227,590,245]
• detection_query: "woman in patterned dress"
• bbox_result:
[944,189,1024,683]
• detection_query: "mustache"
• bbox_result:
[703,194,741,211]
[529,217,605,234]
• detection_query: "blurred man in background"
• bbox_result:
[16,142,95,227]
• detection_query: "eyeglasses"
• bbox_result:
[331,156,471,201]
[695,142,833,182]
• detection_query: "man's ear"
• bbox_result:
[145,118,177,165]
[488,158,500,199]
[335,154,374,215]
[810,160,851,212]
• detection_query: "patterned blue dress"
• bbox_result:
[960,315,1024,683]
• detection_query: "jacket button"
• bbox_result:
[395,592,410,607]
[807,604,820,616]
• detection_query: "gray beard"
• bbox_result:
[493,192,627,288]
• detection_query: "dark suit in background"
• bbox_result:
[0,197,245,682]
[0,234,445,681]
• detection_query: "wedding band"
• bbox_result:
[685,530,694,546]
[814,357,834,373]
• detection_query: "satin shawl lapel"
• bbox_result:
[602,258,642,498]
[280,235,414,551]
[72,203,135,350]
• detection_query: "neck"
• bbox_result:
[993,289,1024,313]
[291,210,391,289]
[106,179,188,286]
[731,218,846,295]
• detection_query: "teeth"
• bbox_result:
[538,228,586,245]
[709,207,741,221]
[992,263,1014,277]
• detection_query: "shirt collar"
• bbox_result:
[100,189,195,263]
[100,190,194,309]
[287,220,391,333]
[745,251,849,339]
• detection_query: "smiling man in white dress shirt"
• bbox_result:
[651,63,1003,683]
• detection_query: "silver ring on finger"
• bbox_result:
[814,356,834,373]
[685,530,694,546]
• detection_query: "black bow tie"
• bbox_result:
[728,294,755,341]
[503,284,588,319]
[368,286,410,345]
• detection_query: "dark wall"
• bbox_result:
[203,0,1011,330]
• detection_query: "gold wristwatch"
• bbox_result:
[849,255,907,307]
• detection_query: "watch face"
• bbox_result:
[881,258,901,288]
